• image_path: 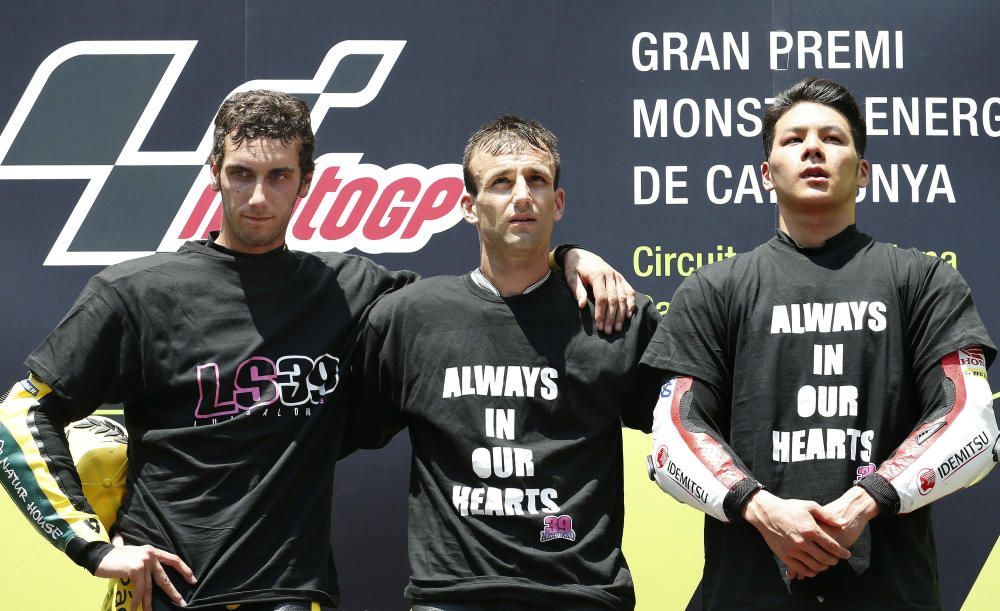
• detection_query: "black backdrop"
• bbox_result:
[1,2,997,609]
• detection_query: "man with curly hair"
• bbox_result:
[0,90,634,611]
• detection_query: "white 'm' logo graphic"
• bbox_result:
[0,40,464,266]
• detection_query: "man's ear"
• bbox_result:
[553,187,566,222]
[856,159,870,189]
[298,172,313,199]
[210,164,222,192]
[460,193,478,225]
[761,161,774,192]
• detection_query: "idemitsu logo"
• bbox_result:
[0,39,463,266]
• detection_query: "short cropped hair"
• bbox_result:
[762,77,866,160]
[463,114,560,195]
[208,89,315,183]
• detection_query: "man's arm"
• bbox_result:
[553,246,636,335]
[648,374,850,578]
[0,376,194,610]
[648,376,756,521]
[1,376,113,566]
[342,300,409,455]
[819,346,997,542]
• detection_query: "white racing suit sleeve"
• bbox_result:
[857,347,998,514]
[647,375,762,523]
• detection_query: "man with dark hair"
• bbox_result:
[460,113,561,196]
[760,77,867,162]
[0,91,633,611]
[644,77,997,609]
[355,114,662,610]
[209,89,317,179]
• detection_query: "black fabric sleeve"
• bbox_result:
[901,255,996,376]
[25,276,140,414]
[856,473,899,514]
[725,478,765,523]
[621,296,664,432]
[640,272,730,392]
[550,244,583,272]
[381,267,421,295]
[29,393,100,520]
[343,308,408,453]
[66,539,115,574]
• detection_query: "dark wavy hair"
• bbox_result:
[463,114,560,195]
[208,89,315,185]
[762,77,866,160]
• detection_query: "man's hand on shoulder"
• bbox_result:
[562,248,636,334]
[96,536,197,610]
[741,489,851,580]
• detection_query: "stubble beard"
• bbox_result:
[219,193,290,250]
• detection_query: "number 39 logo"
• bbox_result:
[540,514,577,542]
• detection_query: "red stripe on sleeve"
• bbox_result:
[877,352,966,482]
[670,376,746,488]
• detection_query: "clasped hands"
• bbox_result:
[741,487,879,580]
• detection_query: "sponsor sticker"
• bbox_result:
[959,347,988,378]
[854,462,876,483]
[19,378,39,396]
[655,444,669,468]
[539,514,577,543]
[936,430,990,480]
[918,468,936,495]
[666,461,710,504]
[660,380,675,398]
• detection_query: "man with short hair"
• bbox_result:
[0,91,633,611]
[644,77,997,609]
[355,115,662,610]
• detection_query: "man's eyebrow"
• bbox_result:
[223,164,297,173]
[480,165,513,180]
[781,124,849,133]
[483,163,552,177]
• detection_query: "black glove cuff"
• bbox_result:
[723,477,763,523]
[856,473,900,515]
[66,538,115,574]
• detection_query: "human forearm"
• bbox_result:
[859,347,997,514]
[555,246,636,334]
[0,376,111,570]
[648,375,761,522]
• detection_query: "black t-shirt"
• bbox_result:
[641,226,995,610]
[26,236,415,608]
[356,273,661,610]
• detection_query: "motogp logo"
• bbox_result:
[0,40,464,266]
